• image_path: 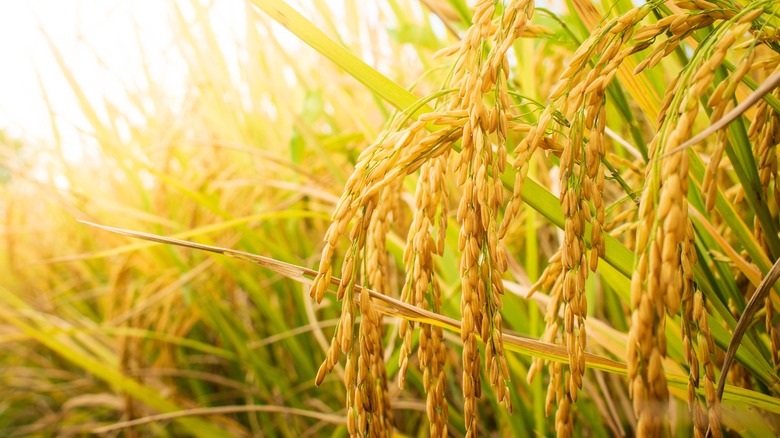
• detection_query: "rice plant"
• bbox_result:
[2,0,780,437]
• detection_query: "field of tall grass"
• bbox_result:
[2,0,780,436]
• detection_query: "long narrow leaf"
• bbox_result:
[79,220,780,414]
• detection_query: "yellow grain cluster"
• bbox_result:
[398,154,449,437]
[309,0,536,435]
[680,225,719,438]
[631,0,746,78]
[311,120,440,436]
[619,4,777,436]
[702,47,754,212]
[749,82,780,367]
[444,1,537,433]
[629,118,686,438]
[306,0,774,435]
[628,8,760,437]
[749,70,780,253]
[520,4,654,435]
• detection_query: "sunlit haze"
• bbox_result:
[0,1,307,164]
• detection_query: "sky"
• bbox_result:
[0,1,251,163]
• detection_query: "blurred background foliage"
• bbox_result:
[0,2,465,436]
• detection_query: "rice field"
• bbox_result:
[1,0,780,436]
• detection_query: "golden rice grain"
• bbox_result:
[444,1,537,433]
[398,154,449,436]
[625,9,755,427]
[512,6,659,434]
